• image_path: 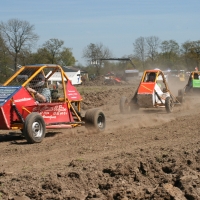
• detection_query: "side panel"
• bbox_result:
[137,83,155,107]
[66,80,82,101]
[0,86,21,106]
[0,101,11,129]
[137,94,155,108]
[192,80,200,88]
[12,88,74,124]
[31,103,73,124]
[138,82,155,94]
[0,86,35,129]
[12,87,37,121]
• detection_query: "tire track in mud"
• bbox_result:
[102,96,199,134]
[1,83,200,199]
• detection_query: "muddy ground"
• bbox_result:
[0,78,200,200]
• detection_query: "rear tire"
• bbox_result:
[185,85,192,93]
[85,108,106,133]
[178,89,184,96]
[177,89,185,103]
[130,100,139,112]
[23,112,46,144]
[176,96,184,103]
[165,97,174,113]
[120,96,129,114]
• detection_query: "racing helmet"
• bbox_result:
[30,73,45,88]
[194,73,199,79]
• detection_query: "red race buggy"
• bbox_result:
[120,69,183,113]
[0,64,106,143]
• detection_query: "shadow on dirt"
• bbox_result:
[0,133,25,143]
[46,131,63,137]
[141,109,168,114]
[120,109,167,115]
[0,131,63,144]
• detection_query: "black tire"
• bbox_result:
[165,97,174,113]
[178,89,184,96]
[85,108,106,133]
[185,85,192,93]
[130,100,139,112]
[177,89,185,103]
[176,96,184,103]
[23,112,46,144]
[120,96,129,114]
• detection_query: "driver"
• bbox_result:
[147,72,156,82]
[147,72,169,102]
[26,73,51,103]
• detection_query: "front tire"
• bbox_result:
[165,97,174,113]
[23,112,46,144]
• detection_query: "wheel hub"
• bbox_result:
[97,115,104,128]
[32,122,43,138]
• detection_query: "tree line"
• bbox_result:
[83,37,200,76]
[0,19,76,82]
[0,19,200,82]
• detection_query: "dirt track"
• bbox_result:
[0,79,200,200]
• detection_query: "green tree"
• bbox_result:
[59,47,76,66]
[146,36,160,63]
[0,19,39,71]
[181,41,196,70]
[133,37,146,70]
[42,38,64,64]
[33,48,52,64]
[187,41,200,70]
[0,34,13,82]
[18,48,50,65]
[82,43,112,76]
[159,40,180,69]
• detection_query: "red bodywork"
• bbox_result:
[0,78,82,130]
[138,82,155,95]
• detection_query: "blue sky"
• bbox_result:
[0,0,199,65]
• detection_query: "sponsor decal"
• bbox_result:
[14,98,32,102]
[53,111,68,116]
[33,105,67,112]
[42,115,57,119]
